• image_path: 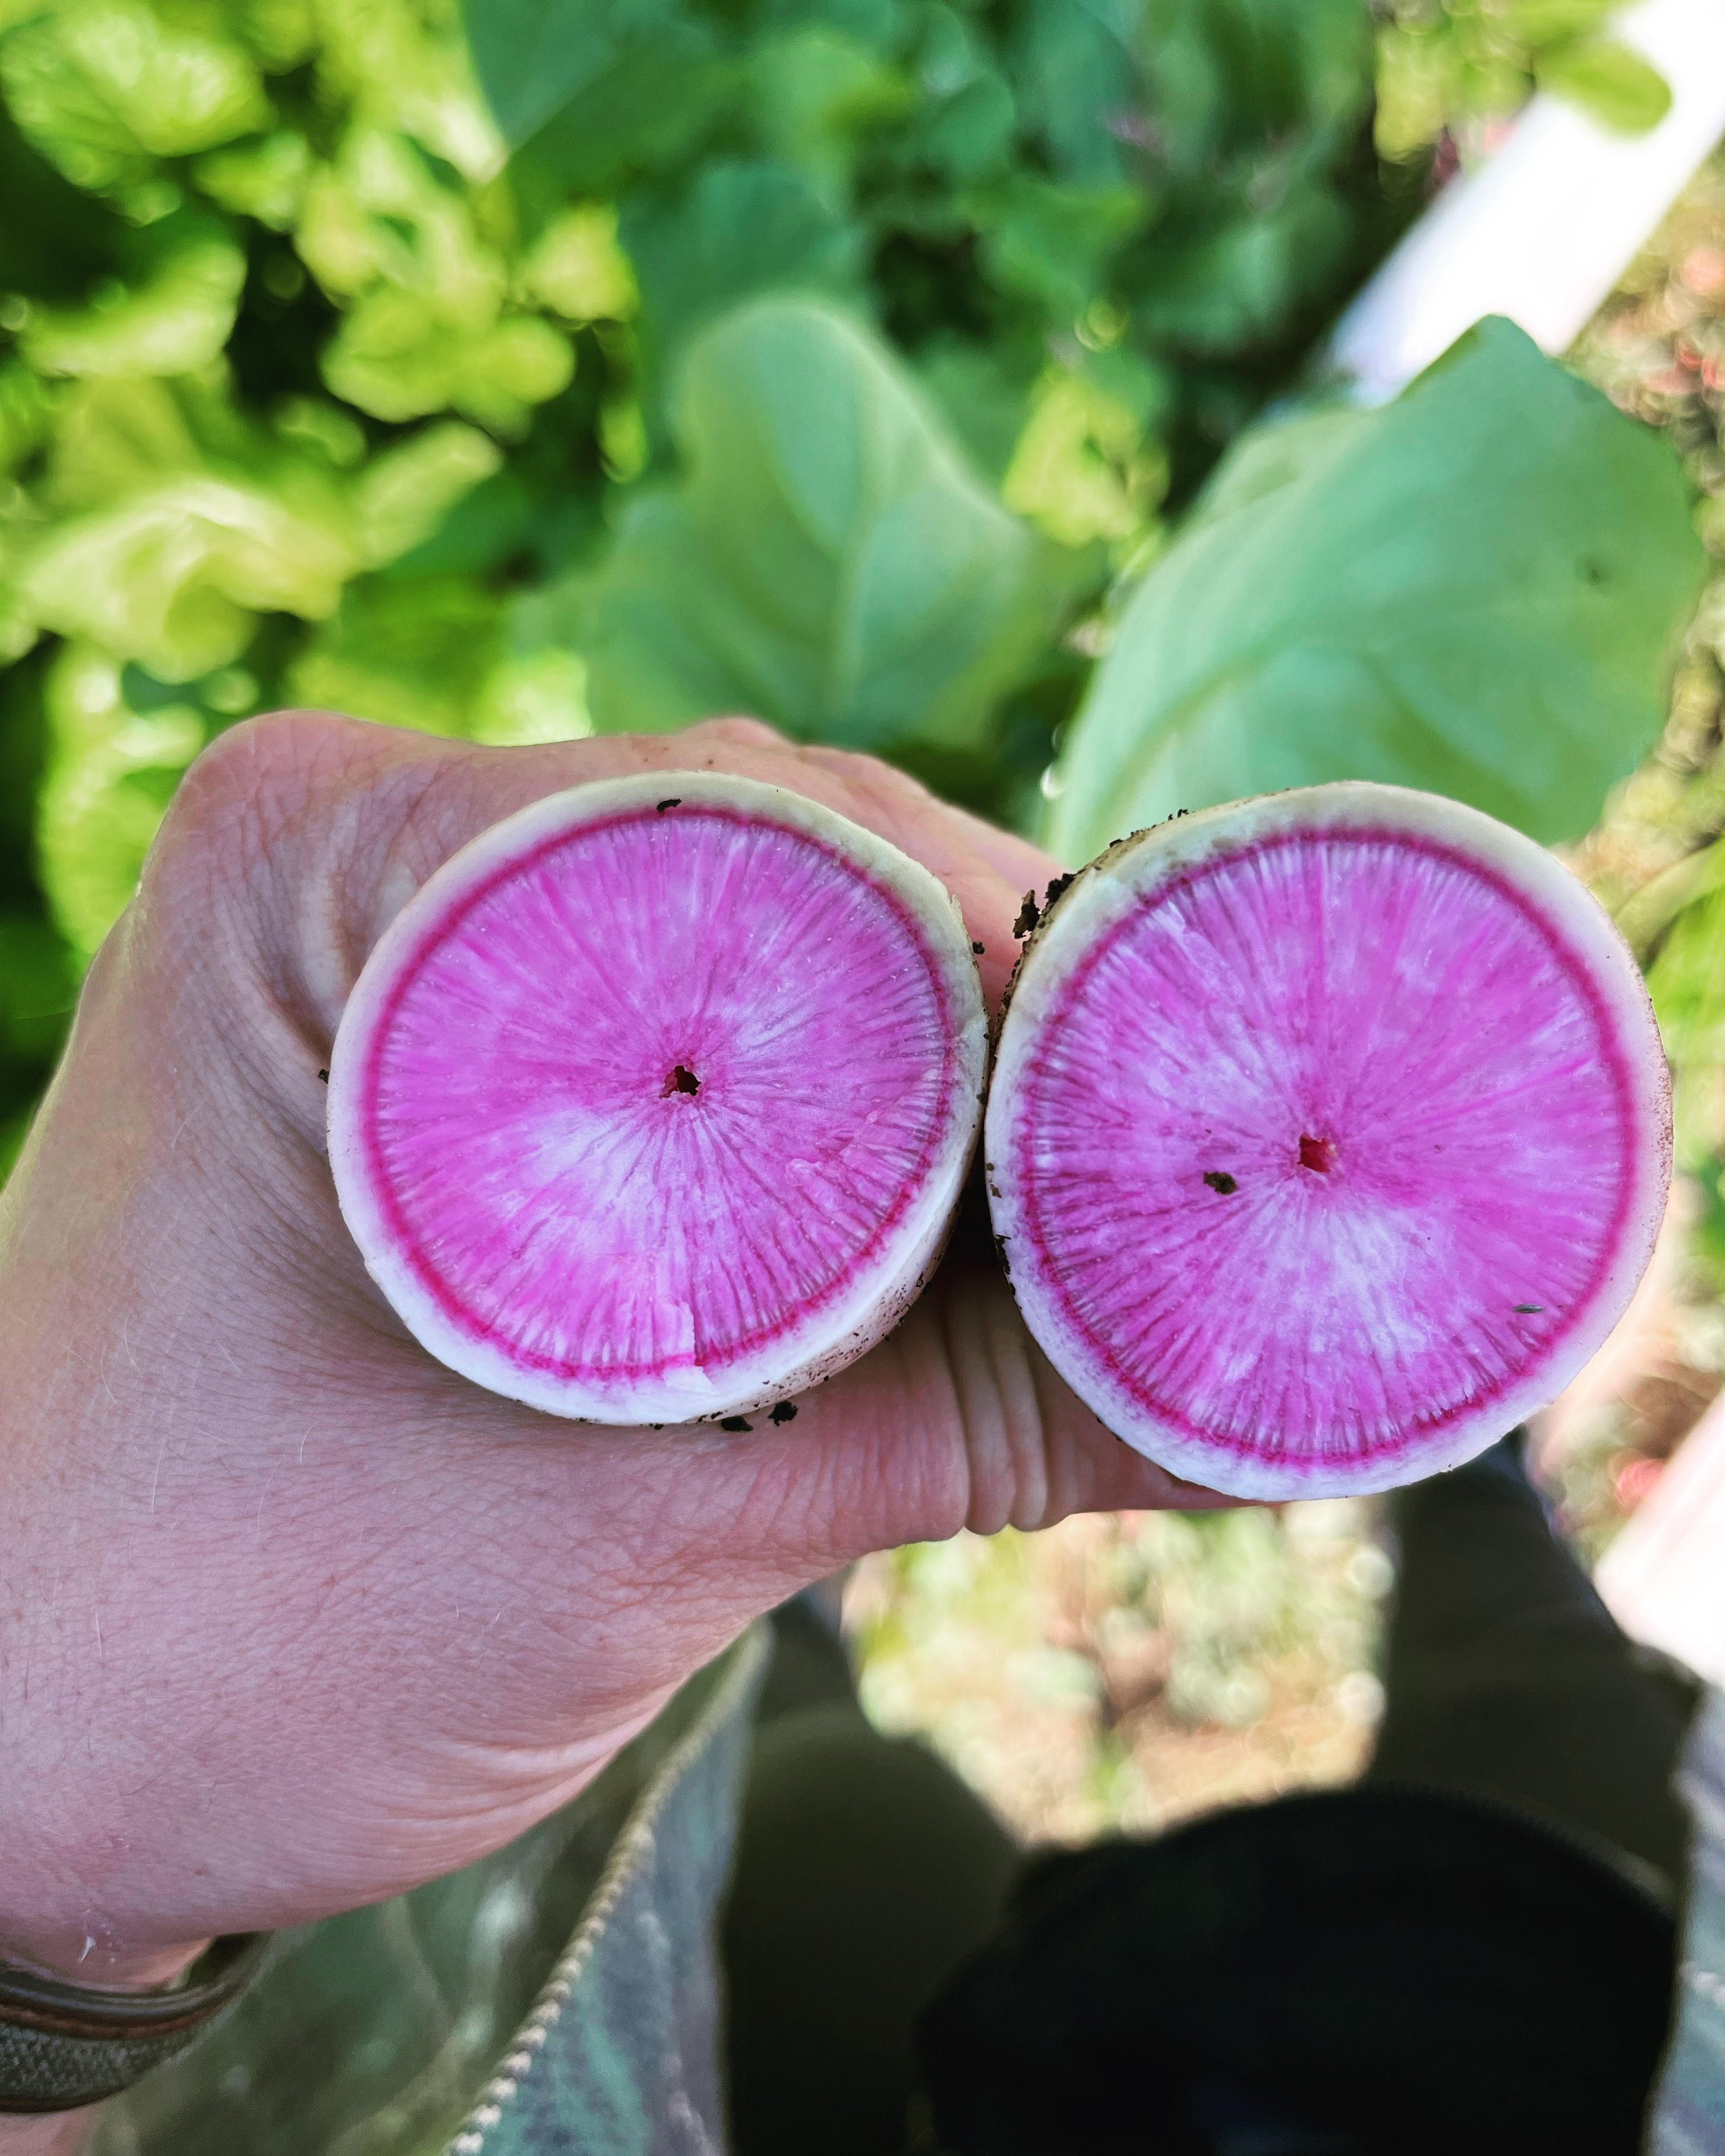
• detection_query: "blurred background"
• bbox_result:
[4,0,1725,1840]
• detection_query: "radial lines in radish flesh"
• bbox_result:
[328,773,988,1425]
[986,784,1671,1500]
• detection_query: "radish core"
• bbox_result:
[328,773,987,1425]
[987,784,1670,1499]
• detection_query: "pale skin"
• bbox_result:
[0,714,1225,2152]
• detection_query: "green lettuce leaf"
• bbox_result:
[1,0,270,194]
[21,217,246,379]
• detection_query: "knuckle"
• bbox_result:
[161,710,359,838]
[685,715,784,747]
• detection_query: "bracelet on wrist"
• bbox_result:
[0,1935,269,2114]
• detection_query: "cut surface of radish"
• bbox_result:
[328,773,987,1424]
[987,784,1670,1499]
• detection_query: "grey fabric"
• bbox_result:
[89,1628,767,2156]
[1650,1690,1725,2155]
[446,1634,765,2156]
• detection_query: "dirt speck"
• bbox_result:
[664,1065,701,1096]
[656,797,682,813]
[1514,1303,1545,1314]
[1203,1171,1239,1195]
[1013,892,1040,938]
[317,1068,329,1083]
[769,1401,798,1425]
[972,940,985,955]
[719,1415,752,1432]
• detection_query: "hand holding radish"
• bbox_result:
[0,714,1208,1991]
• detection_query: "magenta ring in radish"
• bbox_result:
[328,773,989,1425]
[986,783,1672,1501]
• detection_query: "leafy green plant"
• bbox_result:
[1050,317,1708,860]
[0,0,1696,1183]
[544,296,1070,760]
[1375,0,1672,164]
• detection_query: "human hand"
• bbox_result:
[0,713,1219,2007]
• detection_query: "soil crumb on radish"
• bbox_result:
[1203,1171,1239,1194]
[769,1401,798,1423]
[720,1416,752,1432]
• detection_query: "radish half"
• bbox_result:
[328,772,988,1425]
[986,784,1670,1500]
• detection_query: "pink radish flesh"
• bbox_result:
[328,775,987,1425]
[986,787,1670,1499]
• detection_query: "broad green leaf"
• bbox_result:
[622,159,863,363]
[746,26,910,194]
[507,39,733,196]
[460,0,709,153]
[978,175,1150,323]
[1535,37,1671,135]
[917,337,1043,483]
[554,295,1065,754]
[1008,0,1140,184]
[1050,317,1707,861]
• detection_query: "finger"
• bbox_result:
[607,1267,1238,1605]
[157,714,1039,1031]
[680,715,787,749]
[943,801,1066,898]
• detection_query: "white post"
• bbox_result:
[1325,0,1725,403]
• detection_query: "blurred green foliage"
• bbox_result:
[0,0,1697,1178]
[1374,0,1672,163]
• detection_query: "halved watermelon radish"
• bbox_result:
[985,784,1670,1499]
[328,772,988,1425]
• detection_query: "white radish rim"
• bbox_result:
[328,771,989,1425]
[985,782,1673,1499]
